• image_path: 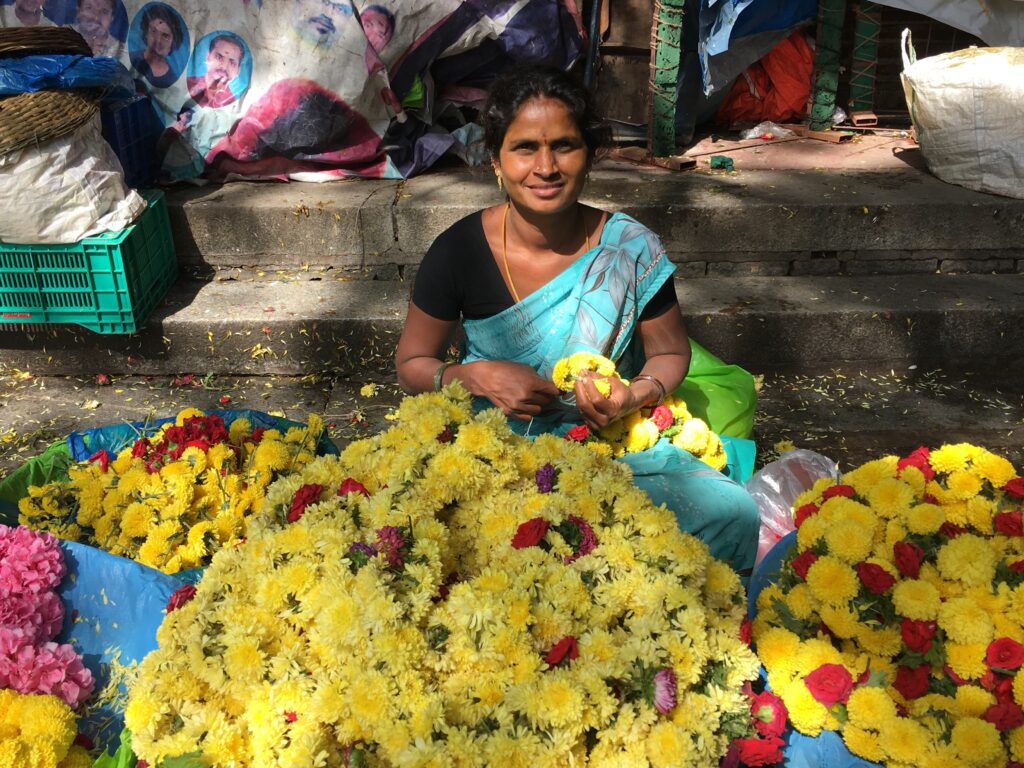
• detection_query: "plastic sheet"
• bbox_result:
[0,54,136,106]
[677,339,758,440]
[739,121,796,139]
[56,540,186,753]
[745,449,839,571]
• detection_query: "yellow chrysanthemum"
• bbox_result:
[867,478,916,519]
[842,724,886,763]
[945,643,989,681]
[972,450,1016,488]
[954,685,995,718]
[950,717,1004,766]
[551,352,616,391]
[905,502,946,535]
[945,470,983,501]
[879,716,932,764]
[825,520,874,564]
[936,535,998,587]
[780,677,829,736]
[1009,725,1024,763]
[846,686,898,731]
[938,597,995,646]
[892,579,942,621]
[805,556,859,606]
[930,444,972,474]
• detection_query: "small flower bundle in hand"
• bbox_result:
[552,351,621,397]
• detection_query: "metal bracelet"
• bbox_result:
[433,361,455,392]
[630,374,667,406]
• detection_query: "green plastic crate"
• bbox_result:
[0,190,177,334]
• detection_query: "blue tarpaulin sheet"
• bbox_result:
[0,54,136,105]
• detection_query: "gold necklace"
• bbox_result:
[501,203,591,304]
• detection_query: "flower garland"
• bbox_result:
[17,410,325,574]
[552,352,727,468]
[0,689,92,768]
[0,524,94,709]
[126,385,760,767]
[752,443,1024,768]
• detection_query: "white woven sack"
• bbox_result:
[0,113,146,244]
[900,29,1024,200]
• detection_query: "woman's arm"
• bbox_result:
[395,303,561,419]
[574,303,690,429]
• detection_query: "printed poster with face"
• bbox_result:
[0,0,583,180]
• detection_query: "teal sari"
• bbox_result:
[461,212,759,573]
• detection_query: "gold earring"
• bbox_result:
[494,168,503,192]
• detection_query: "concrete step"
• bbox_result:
[1,272,1021,377]
[168,161,1024,276]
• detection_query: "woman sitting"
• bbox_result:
[395,64,759,575]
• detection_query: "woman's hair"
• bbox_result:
[482,63,609,160]
[141,3,183,50]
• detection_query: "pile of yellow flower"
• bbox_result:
[0,690,92,768]
[752,443,1024,768]
[126,385,759,767]
[553,353,726,468]
[18,410,325,574]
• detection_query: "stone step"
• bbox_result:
[168,164,1024,275]
[1,272,1021,377]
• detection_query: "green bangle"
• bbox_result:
[433,362,454,392]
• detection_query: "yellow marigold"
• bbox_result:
[950,717,1004,767]
[847,686,898,731]
[646,722,696,768]
[842,456,899,492]
[1015,670,1024,707]
[879,716,932,764]
[228,418,252,442]
[936,534,997,587]
[1009,725,1024,763]
[938,597,995,646]
[797,514,829,550]
[806,555,859,606]
[672,418,710,456]
[842,724,886,763]
[755,627,802,673]
[702,439,728,471]
[899,464,927,495]
[174,407,206,425]
[785,584,818,621]
[59,745,93,768]
[965,496,994,533]
[818,605,861,640]
[904,502,946,535]
[857,626,903,658]
[954,685,996,718]
[973,450,1016,488]
[359,383,379,398]
[930,444,972,475]
[780,677,829,736]
[892,579,941,621]
[551,352,616,392]
[945,469,983,501]
[867,478,916,519]
[945,643,988,681]
[825,520,874,564]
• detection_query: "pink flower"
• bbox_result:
[653,668,677,714]
[0,638,95,708]
[338,478,370,497]
[0,525,65,595]
[563,515,598,563]
[650,405,674,431]
[564,424,590,442]
[0,590,64,643]
[375,526,407,569]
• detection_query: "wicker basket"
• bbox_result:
[0,26,91,57]
[0,89,99,155]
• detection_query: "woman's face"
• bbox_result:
[496,96,590,217]
[145,18,174,57]
[78,0,114,38]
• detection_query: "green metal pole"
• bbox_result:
[849,1,881,112]
[808,0,847,131]
[648,0,684,156]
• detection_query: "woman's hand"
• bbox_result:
[573,373,638,431]
[461,360,561,421]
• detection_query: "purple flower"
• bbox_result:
[654,668,677,714]
[536,463,556,493]
[347,542,377,558]
[345,542,377,572]
[375,526,407,568]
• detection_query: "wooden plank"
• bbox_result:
[609,146,696,171]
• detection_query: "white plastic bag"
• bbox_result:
[900,29,1024,200]
[0,113,146,244]
[745,449,839,571]
[739,121,796,140]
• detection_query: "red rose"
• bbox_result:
[856,562,896,594]
[288,483,325,523]
[750,691,788,739]
[1010,561,1024,573]
[940,522,967,538]
[87,450,112,473]
[565,424,591,442]
[901,619,937,654]
[893,541,924,579]
[994,510,1024,537]
[897,446,935,481]
[984,699,1024,732]
[436,425,454,443]
[794,503,819,528]
[790,551,819,580]
[545,635,579,667]
[284,710,298,723]
[821,484,856,500]
[804,664,854,707]
[650,405,674,431]
[979,670,1014,701]
[987,637,1024,670]
[735,736,785,767]
[893,664,931,700]
[338,478,370,497]
[739,618,753,646]
[1005,477,1024,500]
[512,517,550,549]
[166,583,197,612]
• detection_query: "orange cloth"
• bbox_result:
[715,31,814,124]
